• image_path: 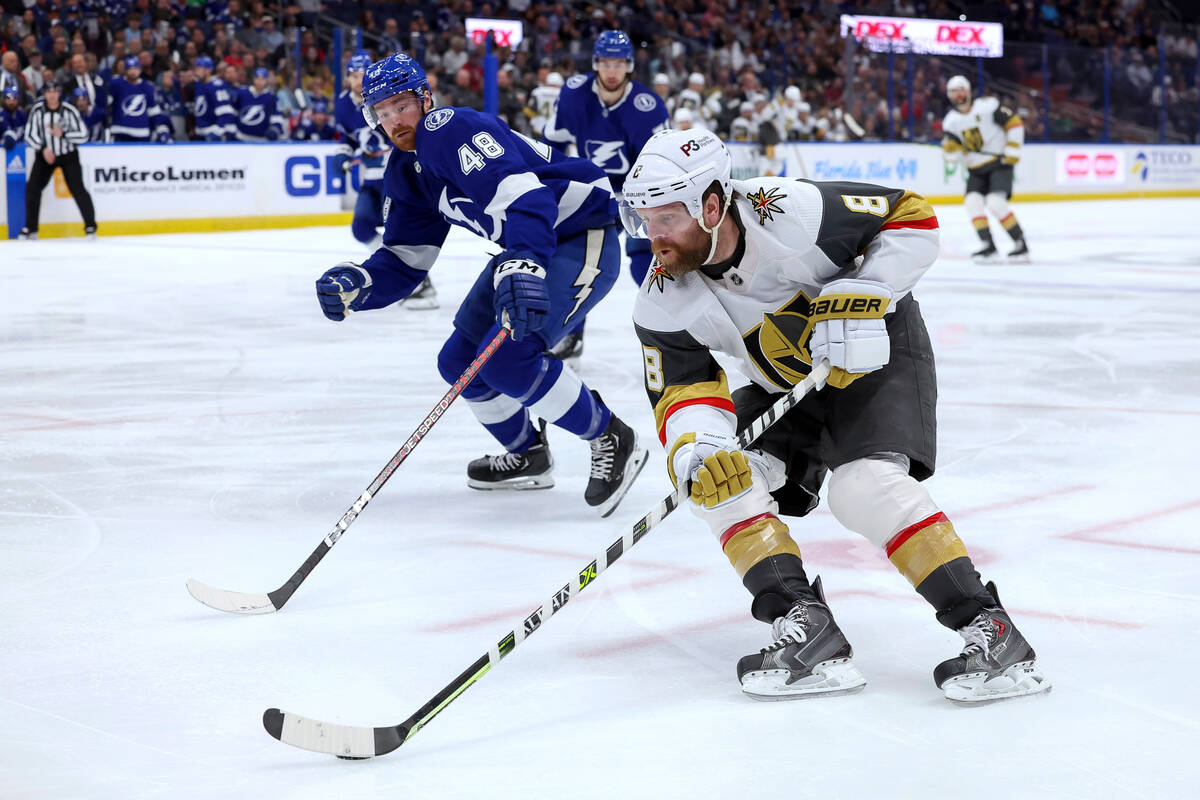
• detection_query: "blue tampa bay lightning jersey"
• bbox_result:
[194,78,236,139]
[545,74,669,194]
[1,107,27,148]
[235,87,285,141]
[107,76,167,140]
[334,89,390,182]
[358,105,618,306]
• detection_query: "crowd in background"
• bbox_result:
[1,0,1197,148]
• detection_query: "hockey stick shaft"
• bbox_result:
[190,326,510,614]
[264,360,830,757]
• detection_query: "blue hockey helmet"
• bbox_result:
[361,51,428,128]
[123,54,141,71]
[253,66,270,80]
[194,55,214,72]
[593,30,634,72]
[2,85,18,100]
[311,97,329,114]
[71,86,89,100]
[346,50,372,75]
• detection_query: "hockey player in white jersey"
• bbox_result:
[942,75,1030,262]
[622,129,1050,704]
[525,71,563,142]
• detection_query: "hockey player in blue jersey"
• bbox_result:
[542,30,670,361]
[335,50,438,309]
[192,56,237,141]
[108,55,169,142]
[70,87,107,141]
[291,97,337,140]
[2,86,27,150]
[235,67,286,141]
[314,52,647,515]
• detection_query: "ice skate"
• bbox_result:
[584,404,647,517]
[403,276,439,310]
[1007,239,1031,263]
[934,581,1051,705]
[971,243,999,262]
[546,329,584,367]
[17,228,36,240]
[467,420,554,490]
[737,577,867,700]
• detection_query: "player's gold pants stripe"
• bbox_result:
[720,514,801,579]
[654,373,734,444]
[885,512,969,587]
[972,216,990,230]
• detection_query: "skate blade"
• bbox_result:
[592,444,649,518]
[403,296,439,310]
[741,658,868,701]
[942,661,1051,706]
[1006,254,1032,264]
[468,476,555,491]
[972,254,1002,264]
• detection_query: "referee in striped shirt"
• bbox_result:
[19,81,97,240]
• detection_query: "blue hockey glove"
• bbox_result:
[204,132,222,142]
[316,262,373,321]
[491,251,550,341]
[155,131,171,144]
[266,128,280,141]
[2,137,15,151]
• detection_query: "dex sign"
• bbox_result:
[840,15,1004,57]
[465,18,523,48]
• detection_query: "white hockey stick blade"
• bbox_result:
[185,578,277,615]
[263,708,377,758]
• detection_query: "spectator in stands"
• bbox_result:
[379,17,403,54]
[65,53,106,114]
[21,47,45,96]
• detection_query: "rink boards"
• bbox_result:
[3,139,1199,239]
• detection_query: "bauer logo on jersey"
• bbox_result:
[567,75,588,89]
[240,105,266,126]
[746,185,787,225]
[123,94,148,117]
[584,139,630,174]
[423,107,454,131]
[382,196,391,224]
[633,93,657,112]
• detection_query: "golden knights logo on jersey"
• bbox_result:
[742,289,816,388]
[645,260,675,293]
[746,185,787,226]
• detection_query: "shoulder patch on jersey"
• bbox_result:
[646,260,675,293]
[566,75,588,89]
[423,108,455,131]
[746,185,787,225]
[634,93,657,112]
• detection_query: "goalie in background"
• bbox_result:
[942,75,1030,263]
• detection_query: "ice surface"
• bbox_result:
[2,198,1199,798]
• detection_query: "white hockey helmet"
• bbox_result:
[784,85,801,101]
[620,129,733,262]
[653,72,670,86]
[797,101,812,114]
[688,72,705,87]
[946,74,971,98]
[546,71,564,87]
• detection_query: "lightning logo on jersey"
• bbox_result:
[565,231,605,324]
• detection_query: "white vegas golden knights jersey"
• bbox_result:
[941,96,1024,171]
[632,177,940,448]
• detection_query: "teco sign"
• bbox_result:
[465,18,523,48]
[1054,149,1126,185]
[839,15,1004,57]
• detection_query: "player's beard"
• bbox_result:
[652,227,711,278]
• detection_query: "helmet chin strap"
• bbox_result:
[699,193,732,265]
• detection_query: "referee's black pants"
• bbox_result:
[24,150,96,233]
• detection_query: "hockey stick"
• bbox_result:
[262,360,832,758]
[186,326,511,615]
